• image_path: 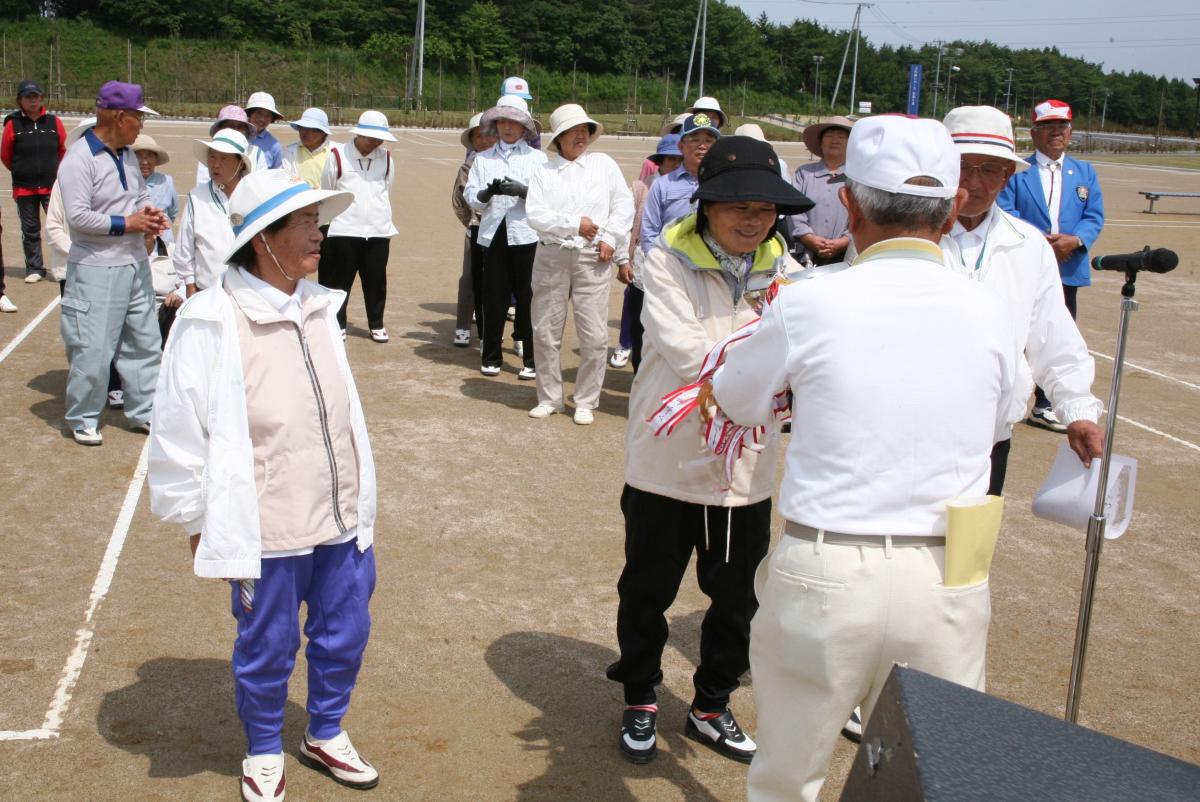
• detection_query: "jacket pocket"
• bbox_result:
[59,296,92,349]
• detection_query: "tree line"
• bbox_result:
[0,0,1196,132]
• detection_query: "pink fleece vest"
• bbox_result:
[229,289,359,552]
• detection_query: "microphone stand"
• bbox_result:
[1063,266,1139,723]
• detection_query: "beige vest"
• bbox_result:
[229,286,359,552]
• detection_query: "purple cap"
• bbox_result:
[95,81,158,115]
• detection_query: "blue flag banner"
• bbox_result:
[907,64,923,116]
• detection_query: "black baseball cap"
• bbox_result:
[17,80,44,97]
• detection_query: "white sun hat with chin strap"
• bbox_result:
[245,91,282,121]
[547,104,603,153]
[845,116,959,199]
[687,96,726,128]
[223,169,354,264]
[349,109,397,142]
[193,130,255,176]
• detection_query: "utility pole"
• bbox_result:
[831,4,870,113]
[1100,88,1110,131]
[1004,68,1015,114]
[1192,78,1200,139]
[849,5,862,114]
[699,0,707,98]
[406,0,426,109]
[682,0,707,103]
[812,55,824,120]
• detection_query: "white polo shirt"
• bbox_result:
[713,238,1018,536]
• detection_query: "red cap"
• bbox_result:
[1032,99,1072,123]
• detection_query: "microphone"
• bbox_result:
[1091,247,1178,274]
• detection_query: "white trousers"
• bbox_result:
[746,530,991,802]
[531,245,612,410]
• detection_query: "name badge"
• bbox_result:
[1076,185,1089,201]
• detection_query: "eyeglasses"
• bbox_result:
[960,161,1010,182]
[1033,121,1071,131]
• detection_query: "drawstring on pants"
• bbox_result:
[702,505,735,564]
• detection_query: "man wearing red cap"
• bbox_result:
[998,99,1105,432]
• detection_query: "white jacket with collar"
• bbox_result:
[941,207,1102,436]
[321,141,398,238]
[148,269,377,579]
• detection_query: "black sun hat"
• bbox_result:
[692,136,814,215]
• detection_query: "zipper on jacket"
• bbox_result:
[296,329,348,534]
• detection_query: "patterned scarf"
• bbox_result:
[702,230,753,278]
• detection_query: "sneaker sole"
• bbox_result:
[841,725,863,743]
[619,741,657,765]
[1027,417,1067,433]
[684,718,755,764]
[297,748,380,791]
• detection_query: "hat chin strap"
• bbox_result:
[259,232,299,282]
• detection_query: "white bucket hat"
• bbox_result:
[245,91,282,121]
[733,123,766,142]
[943,106,1030,172]
[845,116,959,199]
[547,104,602,153]
[349,110,397,142]
[133,134,170,165]
[67,116,97,148]
[661,112,690,135]
[224,169,353,263]
[289,107,331,136]
[687,96,726,128]
[460,112,485,150]
[481,96,540,142]
[192,130,254,176]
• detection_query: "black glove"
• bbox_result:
[476,177,504,203]
[496,178,528,198]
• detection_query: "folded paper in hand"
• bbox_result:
[1031,442,1138,539]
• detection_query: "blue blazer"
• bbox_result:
[997,154,1105,287]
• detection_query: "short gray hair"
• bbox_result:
[845,176,955,230]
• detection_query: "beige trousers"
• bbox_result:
[531,245,613,410]
[746,527,991,802]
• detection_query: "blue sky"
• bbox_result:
[733,0,1200,82]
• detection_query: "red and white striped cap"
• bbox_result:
[943,105,1030,171]
[1032,98,1073,123]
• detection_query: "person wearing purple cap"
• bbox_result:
[55,80,168,445]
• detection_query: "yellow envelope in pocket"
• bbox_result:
[944,496,1004,587]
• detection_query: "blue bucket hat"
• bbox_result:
[648,134,682,164]
[680,113,721,141]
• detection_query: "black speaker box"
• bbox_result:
[839,666,1200,801]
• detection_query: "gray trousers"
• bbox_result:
[531,245,612,410]
[60,262,161,431]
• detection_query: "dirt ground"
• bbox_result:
[0,119,1197,801]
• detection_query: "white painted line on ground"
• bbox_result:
[1090,350,1200,392]
[0,296,60,366]
[1117,415,1200,453]
[1093,161,1200,174]
[1103,223,1200,228]
[0,440,150,742]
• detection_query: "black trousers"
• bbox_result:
[988,438,1012,496]
[16,194,49,275]
[1034,283,1080,410]
[468,225,485,337]
[628,285,645,374]
[318,236,390,330]
[481,222,534,369]
[607,485,771,712]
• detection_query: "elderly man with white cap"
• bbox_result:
[319,110,398,342]
[524,104,633,424]
[943,105,1103,494]
[245,91,284,169]
[149,169,379,801]
[283,107,334,188]
[708,115,1020,802]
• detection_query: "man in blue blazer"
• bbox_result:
[998,98,1105,431]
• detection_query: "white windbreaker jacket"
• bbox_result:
[148,274,377,579]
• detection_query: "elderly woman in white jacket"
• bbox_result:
[148,169,380,802]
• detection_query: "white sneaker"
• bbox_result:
[369,328,388,343]
[609,348,631,369]
[574,408,595,425]
[529,404,561,419]
[453,329,470,347]
[480,365,501,377]
[506,305,516,321]
[73,427,103,446]
[514,340,525,358]
[107,390,124,409]
[842,706,863,742]
[1027,406,1068,433]
[241,752,286,801]
[299,730,379,789]
[518,366,536,380]
[0,295,16,313]
[24,272,42,284]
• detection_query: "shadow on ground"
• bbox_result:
[485,631,724,802]
[97,657,306,778]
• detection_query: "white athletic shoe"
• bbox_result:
[480,365,501,377]
[0,295,16,313]
[24,272,43,284]
[453,329,470,347]
[842,707,863,742]
[609,348,631,369]
[241,752,286,801]
[529,404,561,419]
[369,328,389,343]
[573,408,594,425]
[107,390,125,409]
[517,366,536,380]
[514,340,525,358]
[73,427,103,446]
[299,730,379,789]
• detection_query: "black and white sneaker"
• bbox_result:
[1027,406,1068,433]
[686,709,756,764]
[841,706,863,743]
[619,706,657,764]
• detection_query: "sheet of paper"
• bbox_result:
[945,495,1005,587]
[1031,442,1138,539]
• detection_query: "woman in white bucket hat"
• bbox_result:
[173,129,255,296]
[148,168,381,802]
[283,107,334,189]
[450,112,496,347]
[245,91,284,169]
[525,103,633,424]
[318,110,398,343]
